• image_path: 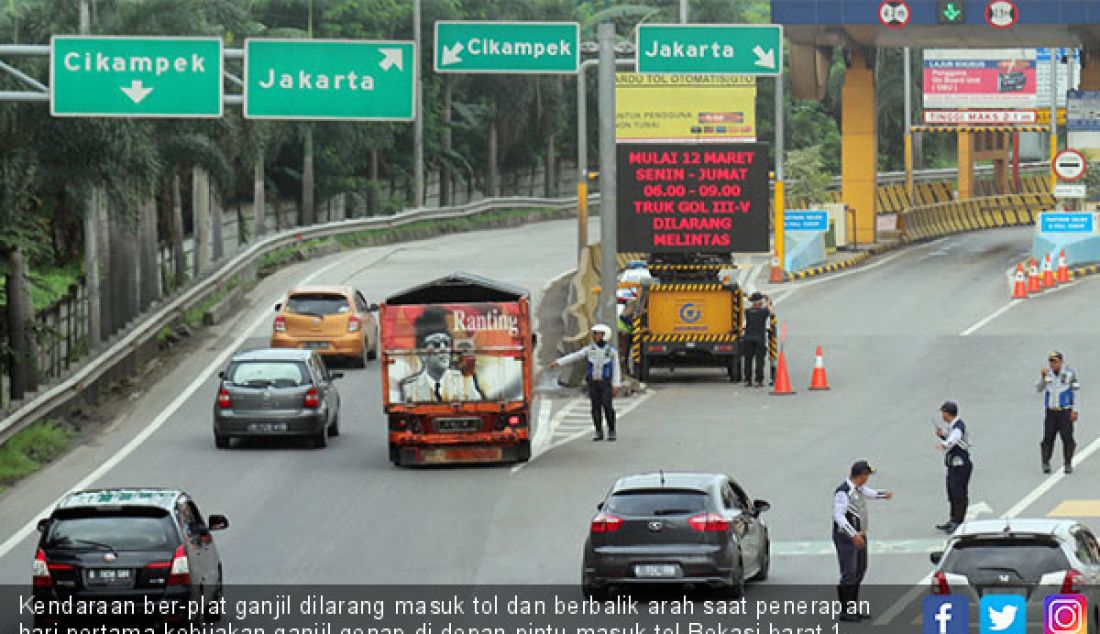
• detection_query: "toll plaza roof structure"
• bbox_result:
[773,1,1100,49]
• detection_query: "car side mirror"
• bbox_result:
[369,303,379,312]
[36,518,50,533]
[532,333,538,346]
[330,372,344,380]
[217,371,225,379]
[274,303,282,311]
[596,502,604,511]
[752,499,771,516]
[929,550,943,565]
[208,515,229,531]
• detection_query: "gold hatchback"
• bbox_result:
[270,286,379,367]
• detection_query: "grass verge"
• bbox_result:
[0,420,74,493]
[183,278,241,327]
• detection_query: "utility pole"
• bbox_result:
[79,0,102,347]
[1050,50,1059,190]
[769,70,786,283]
[904,47,914,204]
[597,22,617,326]
[302,0,315,225]
[679,0,688,23]
[413,0,425,207]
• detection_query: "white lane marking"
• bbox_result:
[0,253,358,561]
[965,501,993,521]
[876,433,1100,625]
[959,300,1022,336]
[772,238,948,307]
[774,538,945,557]
[530,398,553,458]
[1001,435,1100,519]
[959,275,1090,336]
[512,392,653,473]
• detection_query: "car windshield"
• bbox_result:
[941,538,1071,582]
[286,294,349,316]
[228,361,307,387]
[46,513,174,551]
[606,490,707,516]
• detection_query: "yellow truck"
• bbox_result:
[628,265,743,382]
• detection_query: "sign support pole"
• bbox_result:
[597,22,617,326]
[770,72,785,283]
[413,0,425,207]
[904,47,914,205]
[1051,51,1059,191]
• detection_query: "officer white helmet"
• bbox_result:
[591,324,613,338]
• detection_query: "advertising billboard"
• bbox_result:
[923,49,1036,109]
[616,143,770,253]
[381,302,525,404]
[615,73,756,143]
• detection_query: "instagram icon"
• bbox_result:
[1045,595,1088,634]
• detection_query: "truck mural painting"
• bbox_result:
[381,273,533,466]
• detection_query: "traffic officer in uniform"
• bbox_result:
[1038,351,1081,474]
[741,292,770,387]
[934,401,972,533]
[833,461,893,621]
[550,324,622,441]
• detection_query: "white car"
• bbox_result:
[930,519,1100,626]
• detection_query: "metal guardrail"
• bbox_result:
[0,195,583,444]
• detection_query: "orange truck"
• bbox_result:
[380,273,533,466]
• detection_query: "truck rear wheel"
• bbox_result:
[516,440,531,462]
[637,355,650,382]
[389,443,400,465]
[727,358,741,382]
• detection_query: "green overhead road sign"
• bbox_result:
[635,24,783,76]
[50,36,223,118]
[244,39,416,121]
[434,21,580,74]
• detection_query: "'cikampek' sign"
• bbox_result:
[617,143,770,253]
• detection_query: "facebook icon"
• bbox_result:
[924,596,969,634]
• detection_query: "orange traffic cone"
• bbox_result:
[1056,250,1070,284]
[1041,254,1055,288]
[770,348,795,396]
[1027,258,1041,293]
[1012,264,1028,299]
[809,345,830,390]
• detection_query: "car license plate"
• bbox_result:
[435,418,481,432]
[303,341,329,349]
[248,423,288,432]
[634,564,681,578]
[87,568,132,585]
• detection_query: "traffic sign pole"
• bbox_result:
[771,70,786,284]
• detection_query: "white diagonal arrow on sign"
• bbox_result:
[441,42,464,66]
[379,48,404,72]
[752,45,776,70]
[120,80,154,104]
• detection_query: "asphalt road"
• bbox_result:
[2,223,1097,608]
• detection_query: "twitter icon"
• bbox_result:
[981,595,1026,634]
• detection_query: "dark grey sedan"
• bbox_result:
[212,349,342,449]
[582,472,770,599]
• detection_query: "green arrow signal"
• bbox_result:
[943,3,962,20]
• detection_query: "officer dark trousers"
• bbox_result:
[833,531,867,609]
[946,462,972,525]
[741,339,766,383]
[587,379,616,436]
[1041,409,1075,466]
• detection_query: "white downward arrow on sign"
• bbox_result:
[441,42,464,66]
[752,45,776,69]
[120,80,154,104]
[379,48,404,72]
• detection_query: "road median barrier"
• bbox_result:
[201,283,246,326]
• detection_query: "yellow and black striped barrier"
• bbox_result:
[786,251,871,281]
[643,333,738,343]
[1071,263,1100,280]
[649,283,728,292]
[647,263,734,272]
[911,125,1049,133]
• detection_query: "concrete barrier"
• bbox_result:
[201,284,246,326]
[783,231,827,273]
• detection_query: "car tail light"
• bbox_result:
[688,513,730,532]
[303,387,320,409]
[273,315,286,333]
[167,546,190,586]
[1062,569,1085,593]
[217,388,232,409]
[348,314,361,333]
[33,549,52,588]
[931,571,951,595]
[715,344,735,353]
[507,415,523,426]
[590,513,623,533]
[648,344,668,353]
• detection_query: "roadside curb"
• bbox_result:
[1070,262,1100,280]
[784,240,906,282]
